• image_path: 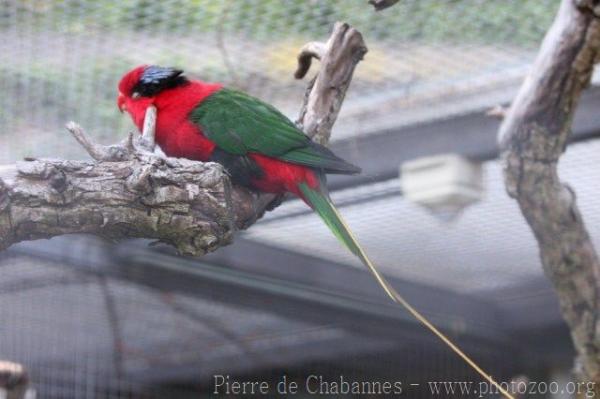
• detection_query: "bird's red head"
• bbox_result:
[117,65,189,129]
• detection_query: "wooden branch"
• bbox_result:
[498,0,600,382]
[139,105,157,152]
[0,22,367,255]
[294,41,326,79]
[486,104,508,120]
[368,0,400,11]
[66,122,132,162]
[0,153,233,256]
[0,361,28,399]
[296,22,367,145]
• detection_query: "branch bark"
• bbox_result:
[367,0,400,11]
[498,0,600,382]
[0,361,28,399]
[296,22,367,145]
[0,22,367,256]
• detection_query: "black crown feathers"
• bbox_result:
[132,65,189,97]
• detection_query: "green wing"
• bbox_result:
[189,88,360,174]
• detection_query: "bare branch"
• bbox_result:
[66,122,132,162]
[0,155,233,256]
[139,105,157,152]
[296,22,367,145]
[368,0,400,11]
[0,361,28,399]
[294,41,326,79]
[499,0,600,382]
[486,104,508,120]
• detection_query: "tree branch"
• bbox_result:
[367,0,400,12]
[65,121,132,162]
[0,22,367,256]
[296,22,367,145]
[0,361,28,399]
[140,104,157,152]
[0,153,233,255]
[294,41,326,80]
[498,0,600,382]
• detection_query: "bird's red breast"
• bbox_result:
[152,81,222,161]
[120,75,222,161]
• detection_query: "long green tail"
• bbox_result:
[298,181,515,399]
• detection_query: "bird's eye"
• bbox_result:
[132,92,141,99]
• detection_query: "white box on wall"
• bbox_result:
[401,154,483,220]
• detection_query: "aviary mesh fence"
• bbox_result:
[0,240,525,399]
[0,0,555,162]
[0,1,560,398]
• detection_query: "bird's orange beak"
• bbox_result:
[117,92,127,113]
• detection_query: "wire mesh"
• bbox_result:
[0,0,578,398]
[0,0,556,162]
[0,245,524,398]
[247,139,600,294]
[0,250,358,398]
